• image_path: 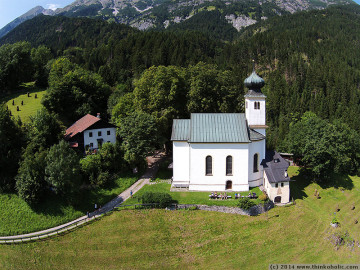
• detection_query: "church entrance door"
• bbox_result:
[225,180,232,190]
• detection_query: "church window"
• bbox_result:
[226,156,233,175]
[205,156,212,175]
[253,153,259,173]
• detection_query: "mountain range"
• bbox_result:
[0,6,54,39]
[0,0,355,39]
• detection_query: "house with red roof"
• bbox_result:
[65,113,117,151]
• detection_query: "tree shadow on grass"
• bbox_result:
[317,172,354,191]
[290,168,312,200]
[290,168,355,201]
[31,193,72,216]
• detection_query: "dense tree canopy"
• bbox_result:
[0,42,33,90]
[283,112,360,179]
[27,109,64,151]
[0,105,24,191]
[117,111,161,166]
[43,57,111,122]
[45,140,82,196]
[16,149,48,204]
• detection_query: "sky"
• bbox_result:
[1,0,360,29]
[0,0,74,29]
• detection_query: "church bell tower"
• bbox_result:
[244,65,267,136]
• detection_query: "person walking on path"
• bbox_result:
[130,190,133,198]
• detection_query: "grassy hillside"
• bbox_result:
[2,88,46,123]
[0,167,359,268]
[0,175,138,236]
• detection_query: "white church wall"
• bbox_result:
[172,141,190,185]
[189,143,249,191]
[248,140,266,187]
[245,97,266,127]
[84,127,116,149]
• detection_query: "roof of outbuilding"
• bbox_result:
[261,151,291,183]
[249,129,266,141]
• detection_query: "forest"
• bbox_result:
[1,4,360,203]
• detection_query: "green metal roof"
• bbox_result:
[189,113,250,143]
[171,119,190,141]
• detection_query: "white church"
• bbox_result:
[171,69,291,204]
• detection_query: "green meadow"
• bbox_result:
[0,167,359,269]
[2,87,46,123]
[0,175,138,236]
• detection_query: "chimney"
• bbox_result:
[96,113,100,118]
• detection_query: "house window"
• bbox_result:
[254,101,260,110]
[89,132,93,137]
[275,183,278,188]
[98,131,102,136]
[281,182,284,187]
[90,143,94,148]
[253,153,259,173]
[226,156,233,175]
[205,156,212,175]
[107,130,111,136]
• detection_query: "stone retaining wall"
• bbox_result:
[174,201,274,216]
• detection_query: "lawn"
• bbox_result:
[1,167,360,269]
[125,182,262,207]
[0,166,360,269]
[1,85,46,123]
[0,174,139,236]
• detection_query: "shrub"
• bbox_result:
[237,197,256,210]
[140,192,173,208]
[259,193,268,201]
[96,171,112,187]
[331,217,339,224]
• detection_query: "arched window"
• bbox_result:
[226,156,233,175]
[205,156,212,175]
[253,153,259,173]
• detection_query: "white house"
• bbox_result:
[65,113,117,151]
[170,69,291,203]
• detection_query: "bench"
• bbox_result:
[209,195,232,199]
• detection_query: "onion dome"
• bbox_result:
[244,70,265,90]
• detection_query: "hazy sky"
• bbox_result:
[0,0,360,29]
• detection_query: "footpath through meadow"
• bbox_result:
[0,152,166,242]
